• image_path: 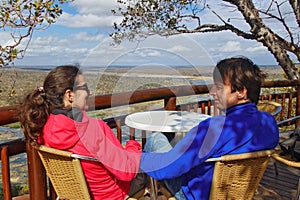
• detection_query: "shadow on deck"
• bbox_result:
[255,159,299,200]
[10,157,299,200]
[133,159,299,200]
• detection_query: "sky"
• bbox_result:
[1,0,292,69]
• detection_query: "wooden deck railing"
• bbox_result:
[0,80,300,199]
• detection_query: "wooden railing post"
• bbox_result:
[296,85,300,127]
[1,146,12,200]
[164,97,177,142]
[164,97,176,111]
[26,142,47,200]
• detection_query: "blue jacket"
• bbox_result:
[140,103,279,199]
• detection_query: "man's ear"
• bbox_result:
[237,88,247,100]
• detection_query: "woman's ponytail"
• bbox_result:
[19,87,50,145]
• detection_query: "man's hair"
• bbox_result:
[213,56,267,104]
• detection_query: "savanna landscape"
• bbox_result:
[0,65,285,107]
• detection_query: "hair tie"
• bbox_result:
[38,86,44,92]
[37,87,46,97]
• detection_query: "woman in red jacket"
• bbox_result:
[20,65,143,200]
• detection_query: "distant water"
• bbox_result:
[8,65,53,71]
[0,126,27,185]
[181,78,212,85]
[0,126,23,144]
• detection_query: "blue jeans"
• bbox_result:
[144,132,187,200]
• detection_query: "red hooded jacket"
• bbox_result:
[39,111,141,200]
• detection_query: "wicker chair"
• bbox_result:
[272,149,300,200]
[206,150,274,200]
[257,101,282,118]
[272,115,300,200]
[156,150,273,200]
[34,145,98,200]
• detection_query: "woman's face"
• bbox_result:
[71,74,90,110]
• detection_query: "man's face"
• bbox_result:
[209,81,240,111]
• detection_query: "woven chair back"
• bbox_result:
[257,101,282,118]
[35,145,91,200]
[209,150,273,200]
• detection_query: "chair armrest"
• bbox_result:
[272,152,300,168]
[277,115,300,126]
[71,154,99,162]
[205,150,274,162]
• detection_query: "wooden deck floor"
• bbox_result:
[255,158,299,200]
[134,158,300,200]
[13,158,300,200]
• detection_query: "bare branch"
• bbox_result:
[0,0,71,67]
[289,0,300,27]
[259,1,295,44]
[112,0,300,79]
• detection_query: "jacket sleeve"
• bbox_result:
[78,118,142,181]
[140,119,219,180]
[125,140,142,152]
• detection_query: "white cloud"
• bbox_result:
[30,36,57,46]
[79,35,216,67]
[220,41,241,52]
[246,45,266,53]
[14,33,91,65]
[0,32,16,46]
[12,1,281,66]
[167,45,191,53]
[135,49,161,58]
[56,0,121,28]
[69,0,117,15]
[72,32,105,42]
[58,13,117,28]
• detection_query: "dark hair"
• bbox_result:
[19,65,81,144]
[213,57,267,104]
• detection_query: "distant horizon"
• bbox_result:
[8,63,285,69]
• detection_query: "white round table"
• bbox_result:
[125,110,211,133]
[125,111,211,198]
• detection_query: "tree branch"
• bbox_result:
[0,0,71,67]
[289,0,300,27]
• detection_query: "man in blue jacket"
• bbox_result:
[140,57,279,200]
